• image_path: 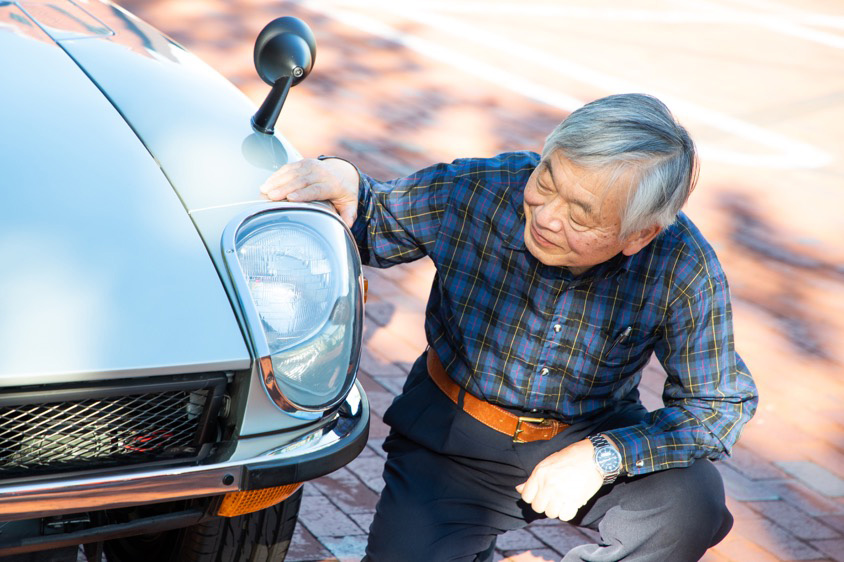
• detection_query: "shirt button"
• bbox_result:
[540,367,550,376]
[635,459,644,468]
[553,324,562,333]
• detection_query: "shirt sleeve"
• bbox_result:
[602,276,759,476]
[348,160,460,268]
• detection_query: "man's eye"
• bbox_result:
[570,216,589,229]
[537,182,553,194]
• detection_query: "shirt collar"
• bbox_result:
[502,188,526,251]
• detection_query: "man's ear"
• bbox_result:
[621,224,662,256]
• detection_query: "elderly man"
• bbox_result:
[261,93,758,562]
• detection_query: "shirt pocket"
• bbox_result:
[596,325,656,370]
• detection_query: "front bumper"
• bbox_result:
[0,383,369,522]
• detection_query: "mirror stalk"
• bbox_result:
[251,76,292,135]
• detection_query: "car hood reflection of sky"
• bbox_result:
[0,2,250,382]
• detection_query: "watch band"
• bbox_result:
[589,434,622,485]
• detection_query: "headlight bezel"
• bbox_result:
[222,203,364,418]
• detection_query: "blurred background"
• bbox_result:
[119,0,844,560]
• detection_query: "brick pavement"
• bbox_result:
[118,0,844,559]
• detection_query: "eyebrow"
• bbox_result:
[572,199,594,217]
[542,160,594,217]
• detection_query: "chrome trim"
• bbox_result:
[0,384,365,521]
[0,465,241,522]
[221,203,364,418]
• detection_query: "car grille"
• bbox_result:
[0,374,227,478]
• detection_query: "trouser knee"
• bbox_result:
[585,459,733,561]
[656,460,732,547]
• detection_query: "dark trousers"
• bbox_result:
[364,352,733,562]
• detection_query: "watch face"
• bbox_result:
[596,447,621,472]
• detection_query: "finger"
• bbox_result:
[545,504,560,520]
[267,162,340,202]
[260,159,323,197]
[518,478,539,505]
[263,174,313,201]
[284,182,335,203]
[259,160,307,194]
[264,167,328,199]
[558,505,579,522]
[530,494,549,516]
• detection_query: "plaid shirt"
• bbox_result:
[350,151,757,476]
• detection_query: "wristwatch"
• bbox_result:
[589,434,623,485]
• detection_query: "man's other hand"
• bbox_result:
[260,157,360,226]
[516,439,603,522]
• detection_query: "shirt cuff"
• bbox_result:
[601,426,654,476]
[602,423,725,477]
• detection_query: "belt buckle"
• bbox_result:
[513,416,547,443]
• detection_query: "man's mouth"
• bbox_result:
[530,223,556,248]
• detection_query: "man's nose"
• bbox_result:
[535,203,564,232]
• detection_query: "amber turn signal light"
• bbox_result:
[217,482,302,517]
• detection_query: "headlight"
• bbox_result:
[223,206,363,415]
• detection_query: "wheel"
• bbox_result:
[103,488,303,562]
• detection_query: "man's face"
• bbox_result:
[523,151,654,273]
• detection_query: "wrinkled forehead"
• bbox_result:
[539,150,636,220]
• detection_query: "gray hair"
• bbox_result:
[542,93,698,240]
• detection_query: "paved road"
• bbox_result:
[119,0,844,560]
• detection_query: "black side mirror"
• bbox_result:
[251,17,317,135]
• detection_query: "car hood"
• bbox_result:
[25,0,303,213]
[0,2,251,384]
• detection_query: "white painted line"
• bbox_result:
[304,5,585,113]
[303,1,830,169]
[757,18,844,48]
[322,0,844,31]
[683,0,844,47]
[714,0,844,27]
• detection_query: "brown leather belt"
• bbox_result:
[426,348,569,443]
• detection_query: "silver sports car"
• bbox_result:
[0,1,369,560]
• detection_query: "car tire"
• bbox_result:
[103,488,303,562]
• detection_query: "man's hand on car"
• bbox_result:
[260,157,360,226]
